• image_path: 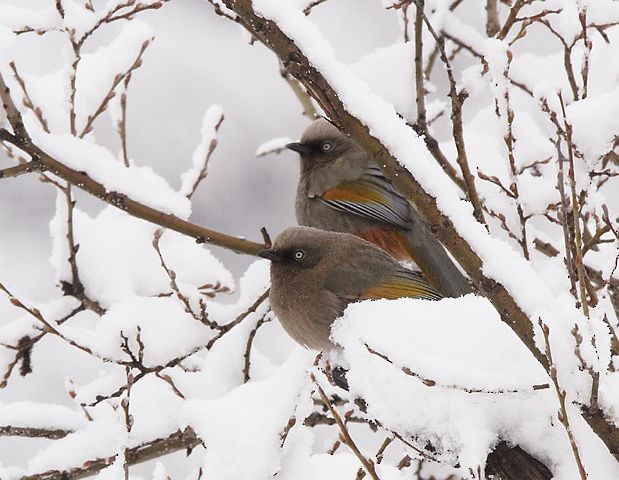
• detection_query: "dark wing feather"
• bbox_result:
[319,165,411,229]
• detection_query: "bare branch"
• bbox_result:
[0,425,72,439]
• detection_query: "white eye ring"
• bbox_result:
[321,142,333,152]
[294,250,305,260]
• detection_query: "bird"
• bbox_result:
[286,118,471,298]
[258,226,442,351]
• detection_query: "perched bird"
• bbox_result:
[259,226,442,351]
[287,118,471,298]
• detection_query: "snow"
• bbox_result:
[566,88,619,160]
[0,401,86,431]
[35,133,191,217]
[332,296,619,478]
[351,42,416,120]
[75,21,154,134]
[182,348,313,480]
[26,419,124,475]
[0,5,59,32]
[49,206,232,306]
[255,136,293,157]
[179,104,225,196]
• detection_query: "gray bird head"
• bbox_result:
[258,226,333,272]
[286,119,358,166]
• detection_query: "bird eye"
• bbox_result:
[321,142,333,152]
[293,250,305,261]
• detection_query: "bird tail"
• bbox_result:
[396,216,473,298]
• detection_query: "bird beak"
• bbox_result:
[286,142,311,155]
[258,248,282,262]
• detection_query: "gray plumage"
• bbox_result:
[260,226,442,351]
[288,118,472,298]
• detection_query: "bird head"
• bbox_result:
[286,118,355,167]
[258,226,326,272]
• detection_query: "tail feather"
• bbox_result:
[397,217,473,298]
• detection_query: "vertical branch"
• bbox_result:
[69,42,80,136]
[415,2,487,226]
[414,1,427,134]
[501,53,530,259]
[412,1,466,192]
[485,0,500,37]
[121,366,134,480]
[119,87,130,167]
[242,311,271,383]
[280,68,317,120]
[539,319,588,480]
[559,93,590,317]
[578,9,591,100]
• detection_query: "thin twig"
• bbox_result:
[539,319,588,480]
[311,372,381,480]
[242,311,271,383]
[9,61,50,133]
[412,0,466,192]
[414,0,486,226]
[559,92,590,316]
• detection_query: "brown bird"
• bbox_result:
[287,118,471,298]
[259,226,442,351]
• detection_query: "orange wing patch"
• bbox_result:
[321,182,387,204]
[358,229,411,262]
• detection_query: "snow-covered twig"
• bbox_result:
[62,186,106,315]
[539,319,588,480]
[79,39,152,138]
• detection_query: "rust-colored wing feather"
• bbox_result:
[318,166,411,229]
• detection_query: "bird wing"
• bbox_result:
[318,165,411,229]
[359,268,443,301]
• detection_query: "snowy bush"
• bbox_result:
[0,1,618,479]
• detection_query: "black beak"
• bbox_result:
[286,142,311,155]
[258,248,282,262]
